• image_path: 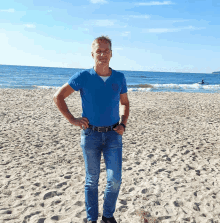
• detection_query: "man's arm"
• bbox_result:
[53,96,75,123]
[120,93,130,126]
[53,83,75,123]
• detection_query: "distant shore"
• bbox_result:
[1,89,220,222]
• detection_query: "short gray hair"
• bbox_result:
[92,35,112,50]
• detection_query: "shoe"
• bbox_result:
[82,218,97,223]
[101,216,117,223]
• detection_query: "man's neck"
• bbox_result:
[94,65,111,76]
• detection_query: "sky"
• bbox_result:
[0,0,220,73]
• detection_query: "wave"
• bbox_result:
[29,84,220,93]
[32,85,59,89]
[127,83,220,91]
[153,83,220,90]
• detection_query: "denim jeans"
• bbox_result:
[80,126,123,221]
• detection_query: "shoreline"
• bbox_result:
[1,87,220,94]
[1,89,220,222]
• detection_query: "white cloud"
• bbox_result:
[136,1,174,6]
[148,28,176,33]
[0,9,15,13]
[186,26,205,30]
[25,24,36,28]
[92,20,114,26]
[121,31,130,36]
[90,0,108,4]
[145,26,205,33]
[130,15,150,19]
[172,19,189,23]
[85,19,127,28]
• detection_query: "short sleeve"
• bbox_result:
[67,71,83,91]
[120,73,128,94]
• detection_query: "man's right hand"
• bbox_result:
[70,117,90,130]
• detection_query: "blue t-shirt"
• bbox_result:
[67,67,127,127]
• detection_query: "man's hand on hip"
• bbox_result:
[113,124,125,136]
[70,117,89,130]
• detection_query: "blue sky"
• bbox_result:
[0,0,220,73]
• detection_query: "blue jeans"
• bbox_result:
[80,126,123,221]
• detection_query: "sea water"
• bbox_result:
[1,65,219,93]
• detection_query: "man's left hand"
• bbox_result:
[113,124,125,136]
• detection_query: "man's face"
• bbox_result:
[91,40,112,65]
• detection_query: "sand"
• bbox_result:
[0,89,220,223]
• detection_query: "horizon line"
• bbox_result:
[0,63,214,74]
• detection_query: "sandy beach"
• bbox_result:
[0,89,220,223]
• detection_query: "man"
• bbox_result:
[53,36,130,223]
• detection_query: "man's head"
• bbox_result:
[91,36,112,66]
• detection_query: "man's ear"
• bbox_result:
[91,52,94,58]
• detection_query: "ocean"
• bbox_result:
[1,64,220,93]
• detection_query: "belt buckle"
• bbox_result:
[97,127,108,132]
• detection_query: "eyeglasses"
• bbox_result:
[96,50,111,55]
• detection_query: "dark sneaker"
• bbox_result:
[101,216,117,223]
[82,218,97,223]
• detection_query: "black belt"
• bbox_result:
[88,122,119,132]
